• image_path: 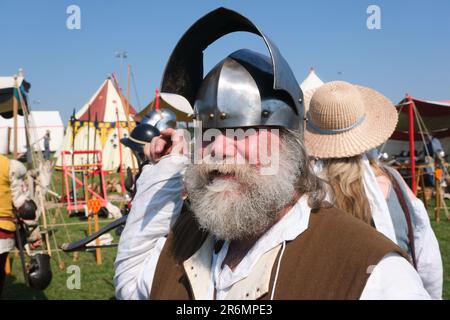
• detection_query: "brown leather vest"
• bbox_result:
[150,205,408,300]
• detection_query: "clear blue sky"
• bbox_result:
[1,0,449,123]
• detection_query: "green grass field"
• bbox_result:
[429,198,450,299]
[3,217,118,300]
[3,196,450,300]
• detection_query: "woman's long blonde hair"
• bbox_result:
[321,155,372,224]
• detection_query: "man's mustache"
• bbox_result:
[195,163,259,185]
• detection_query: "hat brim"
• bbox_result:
[304,85,398,159]
[120,138,145,153]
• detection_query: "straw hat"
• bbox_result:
[304,81,398,159]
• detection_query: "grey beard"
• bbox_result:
[184,136,302,241]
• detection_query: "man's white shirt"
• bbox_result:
[114,155,431,300]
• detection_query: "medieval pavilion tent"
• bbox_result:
[300,68,324,112]
[390,97,450,144]
[300,68,324,92]
[382,96,450,193]
[383,97,450,158]
[55,77,137,171]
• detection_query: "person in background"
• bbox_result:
[0,155,41,297]
[304,81,443,299]
[425,134,444,159]
[121,123,161,198]
[120,109,177,199]
[421,134,442,187]
[43,130,51,161]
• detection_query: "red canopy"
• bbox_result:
[392,97,450,140]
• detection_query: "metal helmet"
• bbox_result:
[141,108,177,131]
[16,199,37,220]
[120,123,160,154]
[194,49,300,129]
[28,253,52,290]
[160,7,304,132]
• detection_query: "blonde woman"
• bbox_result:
[305,81,443,299]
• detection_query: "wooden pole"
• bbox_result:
[435,169,442,223]
[85,114,91,213]
[125,65,132,132]
[419,167,427,209]
[13,77,19,159]
[435,177,441,223]
[407,95,417,195]
[70,110,78,210]
[87,199,102,265]
[115,108,126,195]
[88,214,92,235]
[83,164,89,214]
[124,65,137,173]
[94,211,102,265]
[37,186,52,256]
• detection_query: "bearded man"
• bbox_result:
[114,8,429,300]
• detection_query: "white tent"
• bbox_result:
[0,76,26,90]
[300,68,324,92]
[0,117,9,154]
[0,111,64,154]
[55,78,137,171]
[300,68,324,112]
[102,127,135,171]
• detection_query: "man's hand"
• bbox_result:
[29,238,42,250]
[144,128,189,162]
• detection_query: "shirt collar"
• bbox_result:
[213,195,312,290]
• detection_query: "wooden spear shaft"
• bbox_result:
[37,185,52,256]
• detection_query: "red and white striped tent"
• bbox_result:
[55,77,138,171]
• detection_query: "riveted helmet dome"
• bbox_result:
[160,7,304,133]
[141,108,177,132]
[194,49,300,129]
